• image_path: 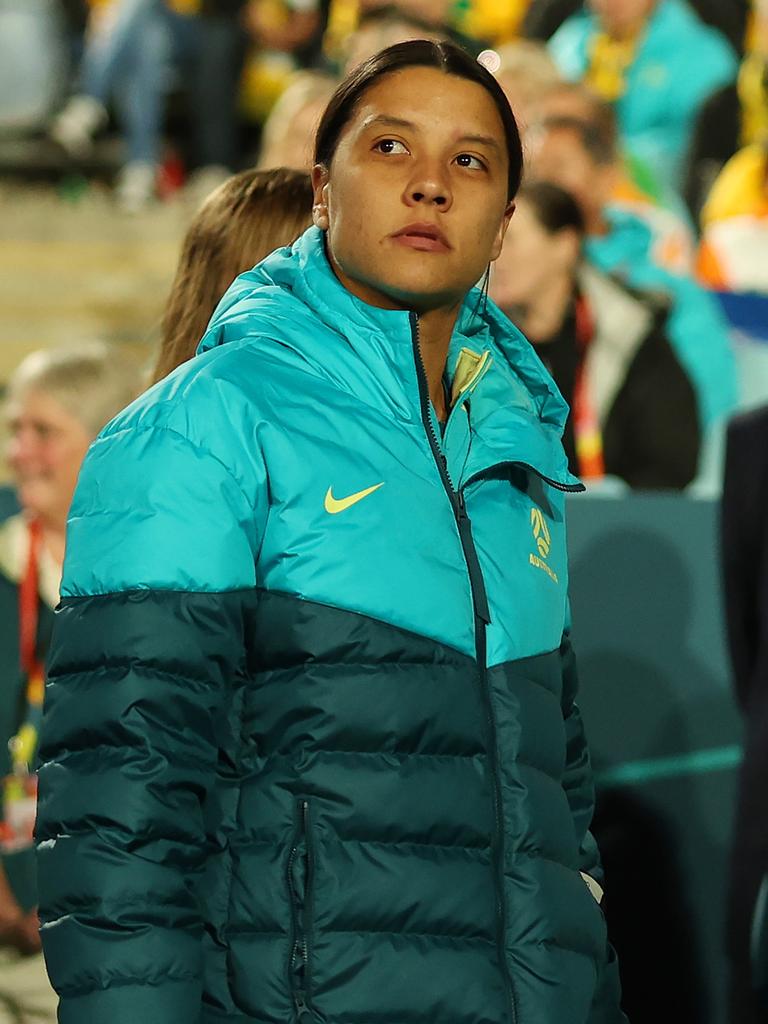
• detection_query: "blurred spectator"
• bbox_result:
[324,0,448,51]
[721,404,768,1024]
[686,1,768,223]
[238,0,327,124]
[151,167,313,382]
[548,0,738,191]
[0,345,137,1021]
[186,0,250,193]
[697,144,768,294]
[339,4,448,73]
[524,0,748,53]
[49,0,322,209]
[530,79,693,243]
[50,0,199,210]
[323,0,523,65]
[244,0,324,59]
[527,112,738,433]
[258,70,337,169]
[492,39,562,129]
[490,181,699,488]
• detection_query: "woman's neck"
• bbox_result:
[521,272,574,345]
[415,303,462,422]
[36,515,67,571]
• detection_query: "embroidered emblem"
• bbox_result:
[530,507,558,583]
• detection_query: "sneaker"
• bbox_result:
[50,95,108,157]
[115,161,157,212]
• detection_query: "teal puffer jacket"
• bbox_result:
[37,228,625,1024]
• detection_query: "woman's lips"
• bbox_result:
[391,232,451,253]
[391,223,450,252]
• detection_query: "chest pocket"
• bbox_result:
[463,467,569,667]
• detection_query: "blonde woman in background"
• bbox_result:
[151,166,314,383]
[257,75,338,172]
[0,345,138,1023]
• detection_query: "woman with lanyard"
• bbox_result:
[39,41,626,1024]
[491,180,700,489]
[0,346,137,1013]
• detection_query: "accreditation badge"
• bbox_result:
[0,771,37,854]
[1,720,40,854]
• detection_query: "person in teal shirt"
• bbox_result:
[529,111,739,433]
[549,0,737,192]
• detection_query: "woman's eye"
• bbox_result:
[456,153,486,170]
[374,139,408,155]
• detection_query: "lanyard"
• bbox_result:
[573,295,606,481]
[18,519,45,711]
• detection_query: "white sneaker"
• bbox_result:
[115,161,157,212]
[50,95,108,157]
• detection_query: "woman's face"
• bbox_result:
[588,0,656,37]
[5,387,91,526]
[490,199,575,312]
[313,66,515,313]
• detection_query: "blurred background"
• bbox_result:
[1,1,767,1022]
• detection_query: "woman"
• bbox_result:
[0,346,138,1017]
[491,181,700,489]
[151,166,314,383]
[38,41,626,1024]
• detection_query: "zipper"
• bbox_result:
[409,313,517,1024]
[287,799,313,1020]
[465,461,585,494]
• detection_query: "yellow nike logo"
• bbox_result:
[324,482,384,514]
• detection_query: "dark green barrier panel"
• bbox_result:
[567,494,742,1024]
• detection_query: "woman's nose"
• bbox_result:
[404,162,452,209]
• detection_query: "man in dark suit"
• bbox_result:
[722,404,768,1023]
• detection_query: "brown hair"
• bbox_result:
[151,167,314,384]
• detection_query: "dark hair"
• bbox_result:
[152,168,313,384]
[538,113,616,166]
[518,181,586,237]
[314,39,523,201]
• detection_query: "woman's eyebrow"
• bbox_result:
[457,134,502,154]
[360,114,416,132]
[360,115,502,154]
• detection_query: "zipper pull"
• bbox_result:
[454,491,491,625]
[294,990,311,1019]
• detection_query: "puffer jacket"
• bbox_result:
[36,227,625,1024]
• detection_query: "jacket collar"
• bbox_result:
[202,227,580,489]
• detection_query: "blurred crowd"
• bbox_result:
[2,0,766,493]
[1,1,768,1021]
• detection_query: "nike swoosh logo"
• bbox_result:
[324,482,384,514]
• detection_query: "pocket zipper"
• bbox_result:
[287,799,313,1019]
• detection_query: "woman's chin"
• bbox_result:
[16,483,54,521]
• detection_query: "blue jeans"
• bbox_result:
[79,0,197,165]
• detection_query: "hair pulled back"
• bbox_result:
[518,181,586,237]
[314,39,524,202]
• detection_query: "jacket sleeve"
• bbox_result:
[36,418,265,1024]
[560,630,628,1023]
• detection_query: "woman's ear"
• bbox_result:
[311,164,330,230]
[489,201,516,263]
